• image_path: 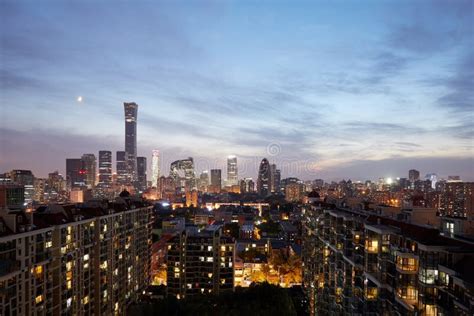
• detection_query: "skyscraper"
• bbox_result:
[409,169,420,182]
[124,102,138,184]
[257,158,271,197]
[227,155,238,186]
[116,151,127,185]
[137,156,147,192]
[210,169,222,192]
[169,158,195,192]
[269,163,280,193]
[151,149,160,188]
[199,170,209,192]
[98,151,112,188]
[9,169,35,204]
[81,153,96,189]
[66,159,85,188]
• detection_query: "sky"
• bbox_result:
[1,0,473,182]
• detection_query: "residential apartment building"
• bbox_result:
[0,197,153,316]
[302,203,474,316]
[166,225,234,298]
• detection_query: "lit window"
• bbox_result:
[208,246,213,251]
[45,241,52,248]
[35,295,43,304]
[206,257,213,262]
[34,265,43,276]
[83,254,89,261]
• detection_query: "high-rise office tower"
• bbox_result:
[169,158,195,192]
[124,102,138,184]
[137,156,147,192]
[66,159,85,188]
[116,151,127,185]
[227,155,238,186]
[81,154,96,189]
[274,169,281,192]
[269,163,280,193]
[151,150,160,188]
[98,151,112,188]
[257,158,271,197]
[409,169,420,182]
[210,169,222,188]
[199,170,209,192]
[240,177,255,193]
[9,169,35,204]
[425,173,438,189]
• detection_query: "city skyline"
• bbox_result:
[1,0,473,181]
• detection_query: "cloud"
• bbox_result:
[435,52,474,113]
[319,155,474,181]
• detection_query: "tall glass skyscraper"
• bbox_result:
[257,158,271,197]
[151,149,160,188]
[137,156,147,192]
[124,102,138,183]
[81,153,96,189]
[98,150,112,188]
[116,151,127,185]
[227,155,238,186]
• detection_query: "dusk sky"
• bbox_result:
[1,0,473,181]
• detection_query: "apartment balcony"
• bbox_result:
[0,259,20,278]
[395,285,418,312]
[395,252,418,274]
[365,239,379,254]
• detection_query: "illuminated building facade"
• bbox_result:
[0,184,24,209]
[440,182,474,218]
[169,158,195,192]
[124,102,138,185]
[98,150,112,188]
[240,178,255,193]
[227,156,238,186]
[116,151,128,186]
[81,153,96,189]
[0,198,153,316]
[285,183,304,202]
[9,170,35,204]
[199,171,209,192]
[302,204,474,316]
[33,178,46,203]
[257,158,271,197]
[66,159,85,189]
[166,226,234,298]
[137,156,147,192]
[210,169,222,193]
[151,150,160,188]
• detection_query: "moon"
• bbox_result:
[77,96,83,102]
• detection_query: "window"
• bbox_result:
[419,268,438,284]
